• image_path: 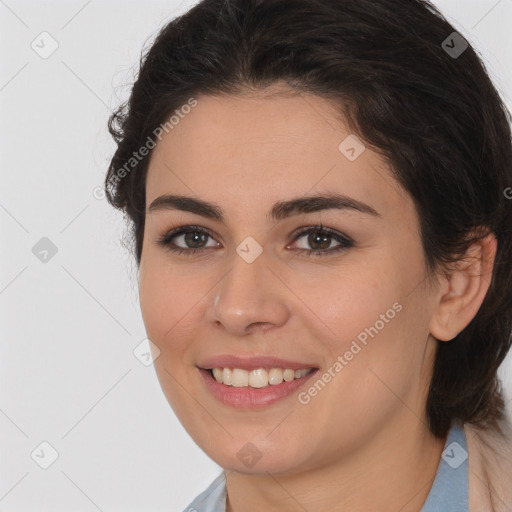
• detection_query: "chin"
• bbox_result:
[200,440,313,476]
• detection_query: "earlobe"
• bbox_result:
[429,232,497,342]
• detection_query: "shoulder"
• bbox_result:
[181,472,227,512]
[465,417,512,512]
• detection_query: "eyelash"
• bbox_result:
[156,224,354,258]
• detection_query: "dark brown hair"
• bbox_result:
[105,0,512,438]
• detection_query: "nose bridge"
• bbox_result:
[209,245,289,334]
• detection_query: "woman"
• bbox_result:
[105,0,512,510]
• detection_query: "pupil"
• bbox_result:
[185,231,207,248]
[309,232,330,250]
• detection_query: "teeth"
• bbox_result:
[283,369,295,382]
[249,368,268,388]
[222,368,233,386]
[210,367,313,387]
[268,368,283,385]
[232,368,249,387]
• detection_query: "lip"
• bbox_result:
[197,354,318,372]
[198,366,319,409]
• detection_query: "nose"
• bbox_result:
[206,249,290,337]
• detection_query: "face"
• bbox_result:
[139,84,441,475]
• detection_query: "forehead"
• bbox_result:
[145,87,412,223]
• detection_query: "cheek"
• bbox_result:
[295,261,401,354]
[300,253,429,395]
[138,259,197,353]
[138,262,203,413]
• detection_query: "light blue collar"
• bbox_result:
[184,422,468,512]
[420,422,469,512]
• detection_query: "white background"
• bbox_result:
[1,1,511,511]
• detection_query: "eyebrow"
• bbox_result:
[147,193,381,221]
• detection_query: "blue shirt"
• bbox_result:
[183,422,468,512]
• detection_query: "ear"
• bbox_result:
[429,231,497,342]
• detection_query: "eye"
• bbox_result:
[288,224,354,257]
[157,225,219,255]
[157,223,354,257]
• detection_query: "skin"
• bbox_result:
[138,83,497,512]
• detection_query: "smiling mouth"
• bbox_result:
[208,367,315,388]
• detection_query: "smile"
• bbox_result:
[198,364,318,408]
[211,367,314,387]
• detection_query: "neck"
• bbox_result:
[225,417,448,512]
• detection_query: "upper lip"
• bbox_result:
[197,355,318,371]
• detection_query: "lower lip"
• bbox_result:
[199,368,318,409]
